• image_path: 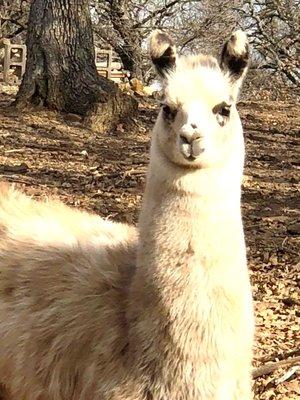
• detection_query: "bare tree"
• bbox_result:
[238,0,299,85]
[163,0,242,60]
[15,0,136,132]
[91,0,244,81]
[0,0,29,40]
[2,0,298,90]
[91,0,193,80]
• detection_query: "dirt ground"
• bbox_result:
[0,87,299,399]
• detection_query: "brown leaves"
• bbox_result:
[0,91,299,399]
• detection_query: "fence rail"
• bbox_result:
[1,41,129,84]
[2,42,26,83]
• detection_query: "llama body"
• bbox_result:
[0,186,137,399]
[0,30,254,400]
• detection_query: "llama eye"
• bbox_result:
[162,104,177,121]
[162,104,171,114]
[213,102,231,126]
[219,106,231,117]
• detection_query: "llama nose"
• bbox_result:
[179,130,204,160]
[179,130,202,144]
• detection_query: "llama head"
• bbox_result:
[149,30,250,169]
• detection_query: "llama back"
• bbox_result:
[0,184,136,399]
[0,183,137,247]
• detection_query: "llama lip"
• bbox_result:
[192,139,205,157]
[179,138,205,160]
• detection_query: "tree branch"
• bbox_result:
[133,0,182,29]
[253,356,300,379]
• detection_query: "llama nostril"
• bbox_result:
[191,123,197,129]
[192,132,202,141]
[180,134,190,145]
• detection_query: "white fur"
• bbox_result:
[231,30,248,56]
[0,30,253,400]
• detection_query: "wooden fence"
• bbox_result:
[1,41,129,84]
[95,48,130,82]
[2,41,26,83]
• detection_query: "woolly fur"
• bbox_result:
[0,30,254,400]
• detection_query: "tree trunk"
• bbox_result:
[109,0,143,81]
[15,0,137,132]
[116,44,144,81]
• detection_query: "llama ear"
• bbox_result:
[220,30,250,100]
[149,30,177,77]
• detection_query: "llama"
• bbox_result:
[0,29,254,400]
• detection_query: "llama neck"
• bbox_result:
[139,146,245,262]
[125,142,248,394]
[129,141,246,314]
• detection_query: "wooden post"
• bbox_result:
[107,48,112,80]
[4,43,124,84]
[3,42,27,83]
[95,48,114,80]
[20,45,27,77]
[3,41,11,83]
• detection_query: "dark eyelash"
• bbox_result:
[162,104,177,120]
[219,106,231,117]
[162,105,171,115]
[212,102,231,117]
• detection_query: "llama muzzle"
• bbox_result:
[179,133,205,160]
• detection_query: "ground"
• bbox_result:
[0,87,299,399]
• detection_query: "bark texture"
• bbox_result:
[15,0,137,132]
[109,0,143,80]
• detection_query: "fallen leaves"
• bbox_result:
[0,92,299,399]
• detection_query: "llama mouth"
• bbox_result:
[187,155,196,161]
[180,140,205,161]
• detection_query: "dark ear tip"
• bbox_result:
[149,30,174,56]
[149,30,177,76]
[152,48,176,76]
[221,30,250,66]
[220,30,250,85]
